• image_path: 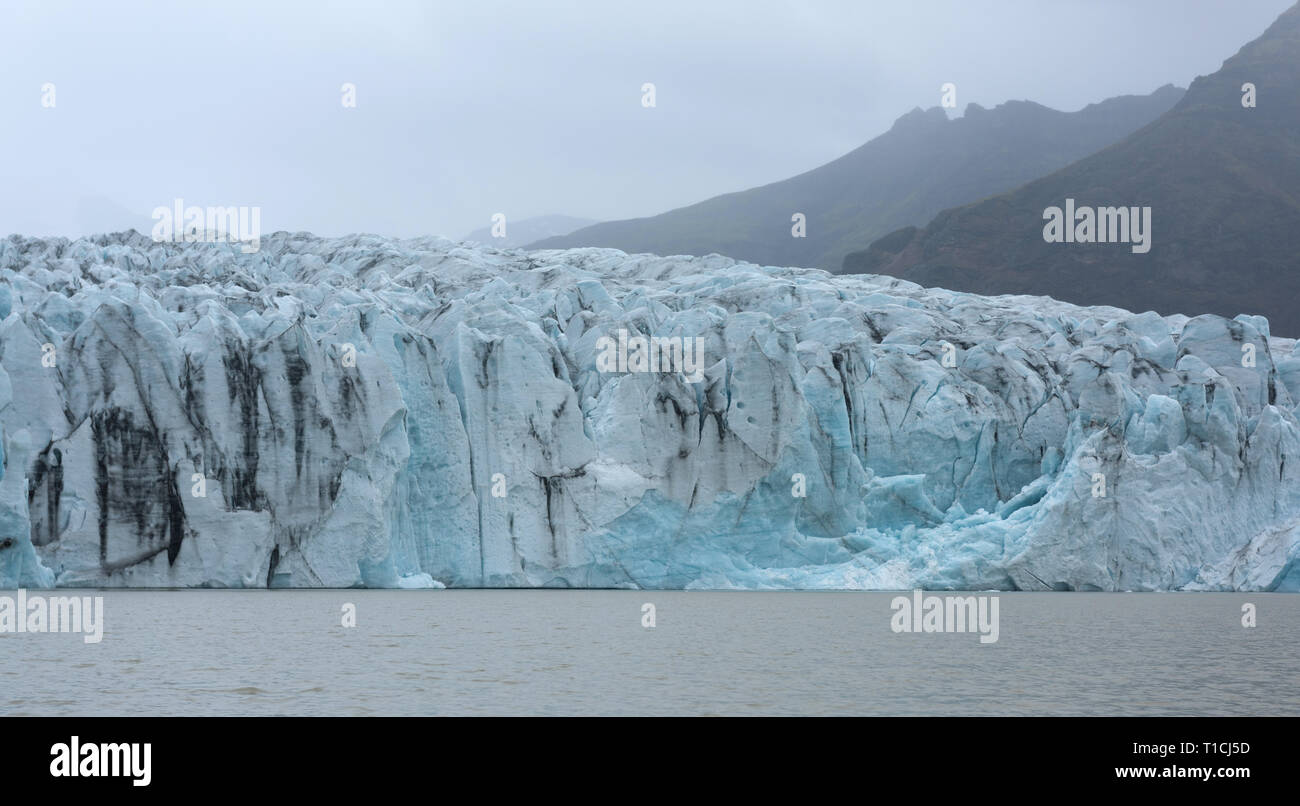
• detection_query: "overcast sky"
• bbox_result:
[1,0,1293,240]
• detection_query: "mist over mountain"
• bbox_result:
[462,214,597,249]
[529,86,1185,270]
[849,2,1300,336]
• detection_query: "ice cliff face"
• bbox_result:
[1,232,1298,590]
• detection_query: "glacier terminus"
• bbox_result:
[1,232,1298,591]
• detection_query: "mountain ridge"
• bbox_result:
[528,85,1186,270]
[848,1,1300,335]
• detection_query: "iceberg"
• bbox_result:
[0,231,1297,590]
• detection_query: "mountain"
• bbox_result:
[461,214,596,248]
[848,2,1300,335]
[3,233,1298,590]
[75,196,155,238]
[528,86,1185,270]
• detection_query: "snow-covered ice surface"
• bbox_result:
[1,231,1298,590]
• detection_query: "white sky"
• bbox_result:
[0,0,1292,240]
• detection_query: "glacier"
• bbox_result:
[1,231,1298,591]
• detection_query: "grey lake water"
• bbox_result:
[3,591,1297,716]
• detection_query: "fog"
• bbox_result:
[0,0,1290,239]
